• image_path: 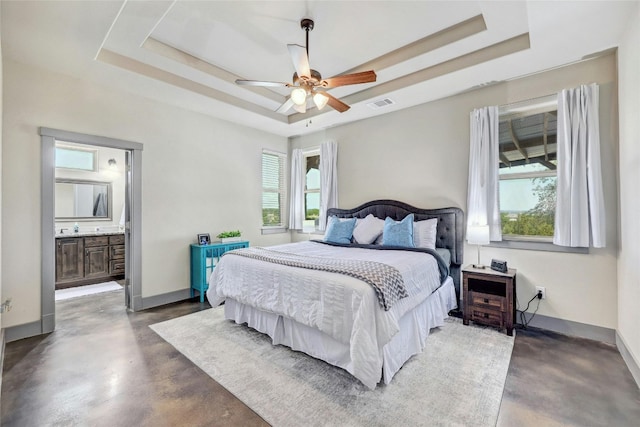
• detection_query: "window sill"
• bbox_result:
[489,238,589,254]
[261,227,288,235]
[296,230,324,236]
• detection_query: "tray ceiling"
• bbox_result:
[1,1,635,137]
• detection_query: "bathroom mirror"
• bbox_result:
[55,179,112,221]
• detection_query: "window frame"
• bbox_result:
[493,95,586,253]
[261,149,287,232]
[303,149,321,230]
[55,143,98,172]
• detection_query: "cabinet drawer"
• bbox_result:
[110,244,125,259]
[470,307,503,327]
[470,291,505,311]
[109,234,125,245]
[84,236,109,247]
[110,260,125,275]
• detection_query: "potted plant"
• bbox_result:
[217,230,242,243]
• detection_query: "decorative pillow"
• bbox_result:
[323,216,357,244]
[353,214,384,244]
[414,218,438,250]
[382,214,415,247]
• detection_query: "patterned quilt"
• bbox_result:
[225,246,408,310]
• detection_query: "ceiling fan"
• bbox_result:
[235,18,377,114]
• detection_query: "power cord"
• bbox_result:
[516,290,543,329]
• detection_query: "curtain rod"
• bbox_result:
[498,93,557,111]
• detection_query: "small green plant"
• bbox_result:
[217,230,241,238]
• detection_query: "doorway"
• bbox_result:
[40,128,143,334]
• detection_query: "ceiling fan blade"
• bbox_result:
[323,92,350,113]
[287,44,311,79]
[320,70,377,88]
[235,79,290,87]
[276,97,295,114]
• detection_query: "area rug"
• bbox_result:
[55,281,122,301]
[150,307,514,427]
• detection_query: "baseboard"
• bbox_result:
[4,320,42,343]
[519,312,616,344]
[141,288,193,310]
[616,331,640,390]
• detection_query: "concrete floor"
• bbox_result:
[2,289,640,426]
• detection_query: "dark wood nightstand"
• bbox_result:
[462,265,517,336]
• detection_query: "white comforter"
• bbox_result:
[206,241,444,387]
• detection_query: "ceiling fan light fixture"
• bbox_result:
[313,92,329,110]
[293,103,307,114]
[291,87,307,105]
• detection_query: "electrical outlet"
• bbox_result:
[536,286,546,299]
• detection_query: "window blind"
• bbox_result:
[262,150,286,227]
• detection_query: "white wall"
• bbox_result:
[1,59,289,328]
[617,3,640,374]
[292,54,619,330]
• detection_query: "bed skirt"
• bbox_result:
[223,276,457,388]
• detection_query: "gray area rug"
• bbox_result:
[150,307,514,427]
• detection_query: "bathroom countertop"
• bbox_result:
[55,230,124,239]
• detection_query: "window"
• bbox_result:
[55,143,97,171]
[304,151,321,227]
[262,150,286,228]
[498,97,557,241]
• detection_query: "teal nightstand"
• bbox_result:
[190,241,249,302]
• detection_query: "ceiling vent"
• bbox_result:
[367,98,395,110]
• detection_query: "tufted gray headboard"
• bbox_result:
[327,199,465,303]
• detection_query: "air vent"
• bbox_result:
[367,98,395,110]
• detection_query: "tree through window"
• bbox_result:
[498,98,557,240]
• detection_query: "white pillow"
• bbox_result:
[413,218,438,249]
[352,214,384,244]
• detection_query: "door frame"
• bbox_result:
[40,127,143,334]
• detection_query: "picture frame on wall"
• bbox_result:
[197,233,210,246]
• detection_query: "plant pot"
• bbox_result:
[221,237,242,243]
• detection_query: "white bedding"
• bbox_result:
[207,241,447,388]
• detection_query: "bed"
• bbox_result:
[206,200,464,389]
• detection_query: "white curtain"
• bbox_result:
[319,140,338,231]
[554,83,605,248]
[288,149,304,230]
[467,106,502,241]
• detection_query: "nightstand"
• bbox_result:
[462,265,517,336]
[190,241,249,302]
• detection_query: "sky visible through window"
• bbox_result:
[499,163,551,213]
[306,167,320,211]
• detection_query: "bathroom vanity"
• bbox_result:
[55,232,125,289]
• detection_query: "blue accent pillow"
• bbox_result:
[382,214,415,247]
[323,216,357,244]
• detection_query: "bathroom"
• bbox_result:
[54,141,127,299]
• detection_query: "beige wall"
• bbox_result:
[1,59,289,328]
[617,3,640,373]
[292,54,619,329]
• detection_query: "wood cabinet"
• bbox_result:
[462,265,517,336]
[56,237,84,284]
[55,233,125,289]
[109,234,125,275]
[84,236,110,278]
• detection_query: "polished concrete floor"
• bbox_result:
[2,289,640,426]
